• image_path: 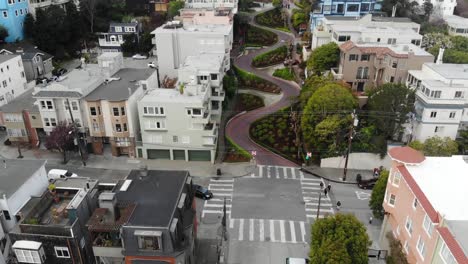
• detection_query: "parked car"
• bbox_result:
[0,125,5,131]
[286,258,309,264]
[48,169,78,182]
[148,61,157,68]
[193,184,213,200]
[132,54,148,60]
[36,77,51,85]
[357,178,378,189]
[52,68,68,76]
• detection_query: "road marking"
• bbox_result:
[269,220,275,242]
[299,170,305,179]
[203,203,232,208]
[279,220,286,243]
[301,177,322,182]
[249,219,254,241]
[305,202,332,206]
[210,179,234,182]
[209,183,234,187]
[289,221,296,243]
[259,219,265,242]
[212,192,233,197]
[301,182,320,186]
[259,165,263,178]
[355,191,371,200]
[201,209,231,218]
[239,218,244,241]
[267,166,271,178]
[283,167,288,179]
[229,218,234,229]
[208,187,233,192]
[300,221,306,243]
[302,186,321,190]
[276,166,280,179]
[303,196,331,201]
[305,208,334,212]
[291,169,297,179]
[210,198,232,202]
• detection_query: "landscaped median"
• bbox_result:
[272,67,295,81]
[245,25,278,47]
[252,45,288,67]
[234,66,281,94]
[255,8,290,32]
[224,136,253,162]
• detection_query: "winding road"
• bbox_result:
[226,7,301,167]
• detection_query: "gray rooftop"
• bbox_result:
[446,220,468,255]
[0,54,20,64]
[33,90,82,98]
[85,68,155,101]
[426,63,468,80]
[0,89,38,113]
[0,43,53,61]
[116,170,188,227]
[0,160,46,198]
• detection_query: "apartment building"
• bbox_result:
[97,22,142,52]
[413,0,456,17]
[0,223,5,264]
[125,0,169,13]
[9,177,99,264]
[379,146,468,264]
[178,8,234,25]
[406,62,468,141]
[331,41,434,93]
[151,21,232,78]
[0,89,43,146]
[311,14,421,50]
[28,0,77,17]
[0,54,28,107]
[84,68,158,157]
[445,15,468,37]
[309,0,381,30]
[185,0,238,14]
[86,169,196,264]
[33,53,123,135]
[0,0,29,42]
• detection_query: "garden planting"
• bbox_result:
[255,8,288,31]
[235,94,265,112]
[252,45,288,67]
[235,66,281,94]
[246,25,278,47]
[273,68,295,80]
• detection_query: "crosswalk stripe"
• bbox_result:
[230,218,234,229]
[210,179,234,182]
[300,221,306,243]
[210,198,232,202]
[302,186,322,190]
[305,202,332,206]
[299,170,305,179]
[267,166,271,178]
[201,210,231,217]
[283,167,288,179]
[249,219,254,241]
[209,183,234,187]
[289,221,296,243]
[270,220,275,242]
[259,219,265,242]
[305,208,334,212]
[204,203,233,208]
[279,220,286,243]
[239,219,244,241]
[208,187,233,191]
[212,192,233,196]
[301,182,320,186]
[301,177,322,182]
[259,166,263,178]
[292,169,297,179]
[276,166,280,179]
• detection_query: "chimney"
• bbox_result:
[436,48,445,65]
[98,192,120,221]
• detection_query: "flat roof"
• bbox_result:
[405,156,468,220]
[117,170,188,227]
[0,54,20,64]
[334,24,420,35]
[0,89,38,113]
[0,160,46,198]
[182,53,224,72]
[425,63,468,80]
[140,87,206,103]
[445,15,468,28]
[85,68,155,101]
[152,22,232,35]
[446,220,468,256]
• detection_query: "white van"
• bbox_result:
[48,169,78,181]
[286,258,309,264]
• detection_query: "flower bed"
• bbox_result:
[273,68,295,81]
[246,25,278,47]
[252,45,288,67]
[223,136,252,162]
[255,8,286,29]
[234,66,281,94]
[235,94,265,112]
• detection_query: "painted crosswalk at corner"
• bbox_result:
[201,178,234,218]
[301,177,335,222]
[229,218,309,244]
[250,166,303,180]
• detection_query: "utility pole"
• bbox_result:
[66,98,86,166]
[316,182,324,219]
[342,110,358,181]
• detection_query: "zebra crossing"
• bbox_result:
[250,165,303,180]
[228,218,309,244]
[201,178,234,218]
[301,177,335,222]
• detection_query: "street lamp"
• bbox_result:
[316,182,324,219]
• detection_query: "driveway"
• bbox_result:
[226,8,300,167]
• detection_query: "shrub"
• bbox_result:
[252,45,288,67]
[234,66,281,93]
[273,68,295,80]
[246,25,278,46]
[255,8,285,28]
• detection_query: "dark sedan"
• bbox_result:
[357,178,378,189]
[194,184,213,200]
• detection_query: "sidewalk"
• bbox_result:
[301,166,374,184]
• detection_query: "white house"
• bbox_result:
[406,60,468,141]
[445,15,468,37]
[151,21,233,79]
[0,54,28,107]
[33,53,123,134]
[413,0,457,17]
[184,0,238,14]
[97,22,142,52]
[311,14,422,50]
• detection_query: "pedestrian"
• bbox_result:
[336,201,341,211]
[369,216,373,224]
[324,188,328,196]
[327,184,331,192]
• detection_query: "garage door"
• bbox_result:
[188,150,211,161]
[147,149,170,159]
[173,150,186,160]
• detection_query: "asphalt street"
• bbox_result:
[44,164,130,183]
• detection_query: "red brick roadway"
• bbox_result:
[226,9,301,167]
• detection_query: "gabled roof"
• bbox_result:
[388,146,425,164]
[340,41,409,59]
[438,227,468,264]
[0,43,53,61]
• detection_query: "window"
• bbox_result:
[44,118,50,127]
[449,112,456,118]
[336,3,344,13]
[115,124,122,132]
[71,101,78,111]
[15,10,18,16]
[411,39,421,46]
[4,113,22,122]
[349,54,359,61]
[21,71,25,78]
[430,111,437,118]
[7,128,26,137]
[50,118,57,126]
[392,171,401,186]
[417,236,426,259]
[377,38,381,42]
[14,248,45,263]
[455,91,464,98]
[143,106,164,116]
[137,236,161,250]
[2,11,7,18]
[40,100,53,110]
[192,108,202,115]
[54,247,70,258]
[405,217,413,235]
[361,3,370,11]
[20,9,23,15]
[430,90,442,98]
[388,194,396,206]
[199,75,208,81]
[90,107,97,116]
[440,241,457,264]
[114,26,122,32]
[210,74,218,80]
[435,126,444,133]
[2,210,11,220]
[92,122,99,132]
[361,54,370,61]
[392,61,398,68]
[121,107,126,116]
[146,120,166,129]
[346,3,359,11]
[113,107,120,116]
[187,109,192,115]
[413,198,418,209]
[182,136,190,144]
[423,214,433,236]
[123,123,127,131]
[404,241,409,253]
[338,35,351,42]
[387,38,397,44]
[98,106,101,115]
[173,135,179,142]
[356,67,369,79]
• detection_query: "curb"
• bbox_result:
[300,167,358,185]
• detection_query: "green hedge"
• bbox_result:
[246,25,278,46]
[255,8,285,29]
[226,136,252,159]
[273,68,295,80]
[252,45,288,67]
[234,66,281,93]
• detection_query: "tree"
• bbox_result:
[381,0,418,18]
[65,2,84,55]
[23,14,35,40]
[369,169,389,219]
[80,0,97,33]
[422,136,458,156]
[456,130,468,154]
[121,34,138,54]
[367,83,415,139]
[0,25,8,43]
[309,214,370,264]
[423,0,434,20]
[272,0,282,8]
[299,73,334,107]
[139,32,153,53]
[45,122,75,164]
[386,232,409,264]
[307,42,340,75]
[168,0,185,19]
[408,140,424,151]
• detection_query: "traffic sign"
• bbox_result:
[251,151,257,156]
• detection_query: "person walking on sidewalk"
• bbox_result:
[327,184,331,192]
[324,188,328,196]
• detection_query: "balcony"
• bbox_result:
[331,68,343,80]
[98,39,122,47]
[416,90,465,106]
[192,112,210,124]
[92,237,123,258]
[211,91,225,101]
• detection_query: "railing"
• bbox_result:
[330,68,343,80]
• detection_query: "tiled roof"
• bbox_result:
[437,227,468,264]
[388,146,425,164]
[397,165,439,223]
[33,90,82,98]
[339,41,409,59]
